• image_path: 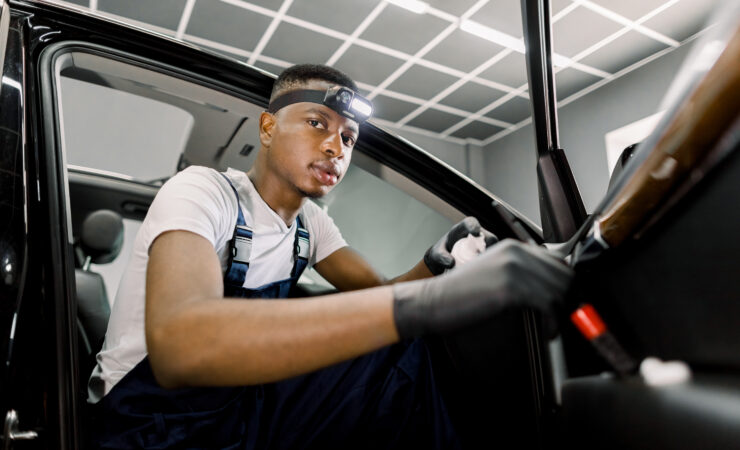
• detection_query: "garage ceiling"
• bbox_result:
[50,0,720,146]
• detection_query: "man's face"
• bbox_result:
[261,80,359,198]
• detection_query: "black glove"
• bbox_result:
[423,217,498,275]
[394,239,574,339]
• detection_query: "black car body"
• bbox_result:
[0,0,738,448]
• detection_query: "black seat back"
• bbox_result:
[74,209,122,395]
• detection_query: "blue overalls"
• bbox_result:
[92,175,460,449]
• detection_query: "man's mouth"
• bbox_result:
[311,161,341,186]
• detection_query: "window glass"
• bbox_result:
[301,162,457,288]
[60,77,193,182]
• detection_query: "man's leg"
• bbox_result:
[254,339,461,450]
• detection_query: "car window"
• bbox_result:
[60,76,194,183]
[52,47,463,293]
[300,155,458,289]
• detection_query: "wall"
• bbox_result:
[481,41,695,225]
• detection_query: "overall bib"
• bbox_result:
[92,175,460,449]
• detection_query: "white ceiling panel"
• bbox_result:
[470,0,525,38]
[332,45,405,87]
[451,121,505,140]
[643,0,721,42]
[552,6,623,58]
[439,82,507,114]
[186,1,273,51]
[372,94,421,122]
[286,0,382,34]
[485,96,532,124]
[98,0,186,30]
[387,64,458,102]
[424,29,504,73]
[407,108,464,131]
[261,22,343,65]
[478,51,529,90]
[578,30,669,75]
[358,5,449,55]
[590,0,668,21]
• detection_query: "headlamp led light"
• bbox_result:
[267,85,373,123]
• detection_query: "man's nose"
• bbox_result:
[321,132,344,158]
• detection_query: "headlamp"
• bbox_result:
[267,85,373,123]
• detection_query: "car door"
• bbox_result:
[0,2,49,449]
[517,1,740,448]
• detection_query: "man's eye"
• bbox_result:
[308,119,324,128]
[342,135,356,146]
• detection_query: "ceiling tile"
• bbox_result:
[551,0,573,16]
[359,6,450,55]
[578,30,669,74]
[407,109,463,133]
[387,65,458,102]
[424,29,504,72]
[187,1,272,51]
[590,0,667,20]
[426,0,481,16]
[468,0,524,38]
[287,0,382,34]
[261,22,342,65]
[438,82,506,113]
[241,0,282,11]
[370,94,420,122]
[485,96,531,124]
[332,45,405,87]
[552,6,623,58]
[478,51,528,90]
[642,0,720,42]
[554,68,601,101]
[450,121,504,141]
[98,0,186,30]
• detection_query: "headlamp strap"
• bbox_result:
[267,89,326,114]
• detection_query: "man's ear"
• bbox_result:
[259,111,276,147]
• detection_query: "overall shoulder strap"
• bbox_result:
[291,214,310,279]
[219,173,252,290]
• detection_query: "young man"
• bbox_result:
[90,64,573,449]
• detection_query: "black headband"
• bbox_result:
[267,90,326,114]
[267,86,373,123]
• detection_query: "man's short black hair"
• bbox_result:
[270,64,359,102]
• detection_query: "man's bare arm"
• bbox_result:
[145,230,400,389]
[314,217,499,292]
[313,247,433,292]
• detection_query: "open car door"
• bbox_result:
[0,1,42,448]
[549,2,740,448]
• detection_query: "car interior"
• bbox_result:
[0,1,738,449]
[55,6,740,449]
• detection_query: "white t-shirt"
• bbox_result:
[88,166,347,403]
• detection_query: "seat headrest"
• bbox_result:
[80,209,124,264]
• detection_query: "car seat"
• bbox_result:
[74,209,123,397]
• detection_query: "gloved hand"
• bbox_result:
[424,217,498,275]
[394,239,574,339]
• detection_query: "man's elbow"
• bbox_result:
[146,316,203,389]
